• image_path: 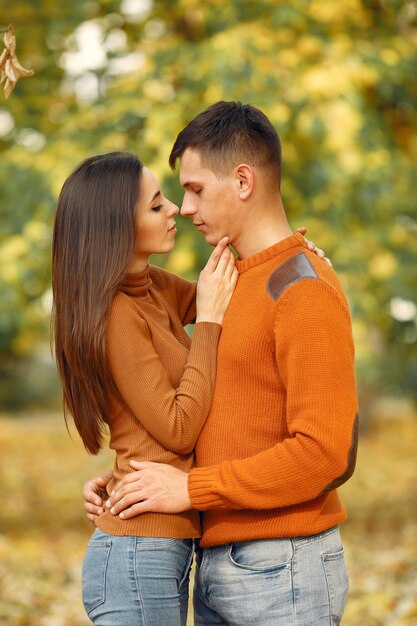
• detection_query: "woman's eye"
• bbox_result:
[152,204,163,212]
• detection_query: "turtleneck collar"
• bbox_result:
[120,265,152,297]
[235,232,305,274]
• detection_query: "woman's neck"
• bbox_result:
[129,255,150,274]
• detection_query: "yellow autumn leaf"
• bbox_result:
[0,24,35,98]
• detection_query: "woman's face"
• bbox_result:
[131,167,179,272]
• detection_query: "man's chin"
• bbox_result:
[205,234,231,247]
[204,234,218,247]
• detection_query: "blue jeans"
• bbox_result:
[82,529,194,625]
[193,526,348,626]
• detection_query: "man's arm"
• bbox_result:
[105,461,191,518]
[187,278,358,511]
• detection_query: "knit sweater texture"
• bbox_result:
[95,265,221,538]
[188,232,359,548]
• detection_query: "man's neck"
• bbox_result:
[232,212,293,260]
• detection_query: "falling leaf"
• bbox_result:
[0,24,34,99]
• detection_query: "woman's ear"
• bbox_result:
[235,164,254,200]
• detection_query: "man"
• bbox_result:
[86,101,358,625]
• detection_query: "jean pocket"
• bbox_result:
[82,538,112,615]
[322,549,349,625]
[228,538,293,572]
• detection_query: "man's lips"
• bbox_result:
[193,222,205,231]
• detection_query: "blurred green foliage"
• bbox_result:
[0,0,416,409]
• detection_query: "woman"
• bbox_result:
[52,151,238,626]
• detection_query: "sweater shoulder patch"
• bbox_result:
[266,253,319,301]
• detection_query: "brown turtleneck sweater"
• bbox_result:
[95,265,221,538]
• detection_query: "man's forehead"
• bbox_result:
[179,173,204,188]
[179,149,206,187]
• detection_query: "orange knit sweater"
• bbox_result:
[188,233,359,548]
[95,265,221,538]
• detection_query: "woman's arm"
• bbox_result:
[107,310,221,454]
[107,239,237,455]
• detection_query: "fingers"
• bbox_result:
[108,463,155,496]
[96,470,114,486]
[294,228,333,265]
[115,470,146,488]
[84,499,104,521]
[106,463,156,511]
[107,482,140,508]
[224,249,237,281]
[83,492,103,511]
[83,478,105,508]
[82,471,113,522]
[225,255,239,287]
[204,237,229,272]
[213,245,234,276]
[83,481,105,521]
[106,461,163,516]
[106,485,145,515]
[117,501,150,519]
[305,238,325,259]
[82,470,113,502]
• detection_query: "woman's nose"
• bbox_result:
[167,201,179,217]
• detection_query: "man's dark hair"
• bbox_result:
[169,101,282,188]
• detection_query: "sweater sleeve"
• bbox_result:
[106,294,221,455]
[188,279,359,511]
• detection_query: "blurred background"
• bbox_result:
[0,0,416,624]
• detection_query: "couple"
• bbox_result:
[53,101,359,626]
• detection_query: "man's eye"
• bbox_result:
[194,189,201,195]
[152,204,163,212]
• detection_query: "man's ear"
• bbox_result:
[235,164,254,199]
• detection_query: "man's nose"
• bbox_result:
[180,195,196,217]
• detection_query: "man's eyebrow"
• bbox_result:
[181,180,198,189]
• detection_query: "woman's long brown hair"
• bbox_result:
[52,152,143,454]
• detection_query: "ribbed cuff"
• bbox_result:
[193,321,222,339]
[188,466,225,511]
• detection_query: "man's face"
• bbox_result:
[179,148,237,246]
